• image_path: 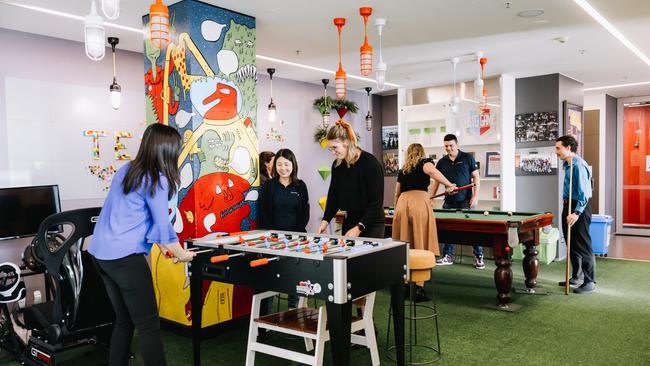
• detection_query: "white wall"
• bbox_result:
[0,28,146,210]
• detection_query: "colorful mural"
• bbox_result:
[143,0,258,328]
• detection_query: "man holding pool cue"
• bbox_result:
[555,135,596,294]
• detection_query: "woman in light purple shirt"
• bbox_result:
[89,123,195,366]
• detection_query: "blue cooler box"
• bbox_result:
[590,215,613,255]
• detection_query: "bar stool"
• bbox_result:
[386,249,442,364]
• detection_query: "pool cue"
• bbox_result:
[431,183,475,199]
[565,155,574,296]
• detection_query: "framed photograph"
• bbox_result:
[383,150,399,176]
[564,101,584,155]
[515,147,558,176]
[515,111,559,142]
[382,126,399,150]
[485,151,501,177]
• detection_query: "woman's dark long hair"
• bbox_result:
[123,123,182,199]
[259,151,275,180]
[271,149,301,186]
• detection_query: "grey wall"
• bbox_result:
[515,74,584,259]
[515,75,561,225]
[381,94,398,206]
[605,94,617,224]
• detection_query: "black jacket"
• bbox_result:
[258,179,310,232]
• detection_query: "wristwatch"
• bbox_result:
[356,222,366,231]
[573,211,581,216]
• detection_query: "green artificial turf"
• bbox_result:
[2,257,649,365]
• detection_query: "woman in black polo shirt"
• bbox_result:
[317,120,385,238]
[258,149,309,310]
[259,148,309,232]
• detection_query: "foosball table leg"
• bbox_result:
[390,283,405,366]
[325,301,352,366]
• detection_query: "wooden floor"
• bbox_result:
[607,234,650,261]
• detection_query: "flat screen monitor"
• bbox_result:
[0,185,61,240]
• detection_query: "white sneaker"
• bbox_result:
[436,255,454,265]
[474,256,486,270]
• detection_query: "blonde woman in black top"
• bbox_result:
[393,143,456,252]
[317,120,385,238]
[393,143,455,299]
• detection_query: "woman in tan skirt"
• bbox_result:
[392,143,455,300]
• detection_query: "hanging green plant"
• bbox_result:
[331,98,359,113]
[313,96,335,115]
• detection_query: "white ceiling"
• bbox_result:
[1,0,650,97]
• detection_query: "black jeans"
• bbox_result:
[441,200,484,257]
[562,200,596,283]
[93,254,167,366]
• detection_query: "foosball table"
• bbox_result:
[186,230,409,366]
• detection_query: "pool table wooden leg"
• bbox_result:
[494,257,513,306]
[522,244,539,289]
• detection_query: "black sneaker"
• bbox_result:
[573,282,596,294]
[558,279,583,288]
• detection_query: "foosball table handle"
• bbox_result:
[250,257,278,267]
[210,255,230,263]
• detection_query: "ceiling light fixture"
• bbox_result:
[108,37,121,110]
[583,80,650,91]
[255,55,400,87]
[100,0,119,20]
[333,17,347,99]
[359,7,373,77]
[267,68,277,123]
[474,51,484,100]
[84,1,105,61]
[321,79,330,127]
[365,87,373,131]
[573,0,650,67]
[0,1,141,33]
[375,18,387,91]
[517,9,544,18]
[450,57,460,114]
[149,0,170,49]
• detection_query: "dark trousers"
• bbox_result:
[562,200,596,283]
[442,200,484,257]
[93,254,167,366]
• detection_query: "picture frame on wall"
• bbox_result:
[514,147,558,176]
[383,150,399,176]
[485,151,501,177]
[382,126,399,150]
[514,111,559,142]
[563,101,584,155]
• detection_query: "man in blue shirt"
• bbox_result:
[432,134,485,269]
[555,135,595,294]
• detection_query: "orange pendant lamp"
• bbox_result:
[149,0,170,49]
[479,57,491,127]
[359,7,373,76]
[333,17,347,100]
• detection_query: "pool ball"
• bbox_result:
[464,214,470,218]
[483,211,489,216]
[507,212,513,216]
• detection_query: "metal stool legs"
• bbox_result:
[386,275,441,364]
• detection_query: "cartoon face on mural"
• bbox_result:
[144,1,258,327]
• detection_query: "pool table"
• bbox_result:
[386,209,554,309]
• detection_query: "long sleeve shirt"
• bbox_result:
[323,150,385,228]
[89,163,178,260]
[562,155,592,214]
